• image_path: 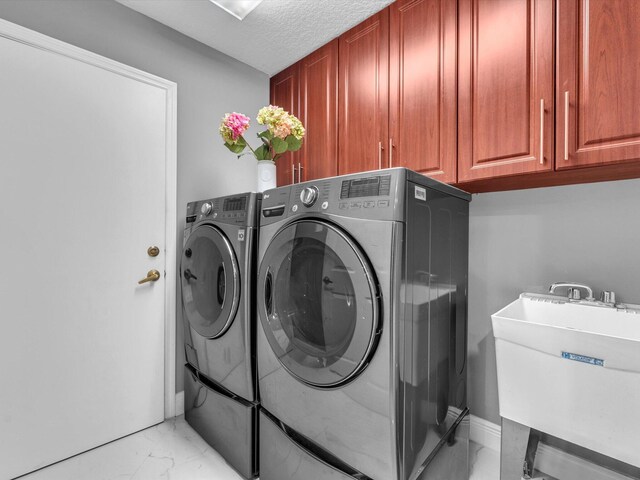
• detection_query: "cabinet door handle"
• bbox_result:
[539,98,544,165]
[291,162,296,184]
[378,142,382,170]
[564,91,570,161]
[389,138,394,167]
[298,162,302,183]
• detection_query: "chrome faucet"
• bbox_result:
[549,282,595,301]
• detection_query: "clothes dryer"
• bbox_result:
[182,192,259,401]
[181,192,260,479]
[257,169,470,480]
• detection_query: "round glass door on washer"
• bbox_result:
[257,169,471,480]
[259,219,380,388]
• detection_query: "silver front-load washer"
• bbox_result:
[257,169,470,480]
[181,192,260,479]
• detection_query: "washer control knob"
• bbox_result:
[200,202,213,215]
[300,186,319,207]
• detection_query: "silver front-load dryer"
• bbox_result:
[257,169,470,480]
[181,192,259,402]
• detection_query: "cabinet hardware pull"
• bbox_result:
[292,162,296,184]
[564,91,569,161]
[298,162,303,183]
[540,98,544,165]
[378,141,382,169]
[389,138,393,167]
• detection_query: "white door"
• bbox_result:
[0,21,176,479]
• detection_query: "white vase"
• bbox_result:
[257,160,277,192]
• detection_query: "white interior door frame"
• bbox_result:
[0,18,178,419]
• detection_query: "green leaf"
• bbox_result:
[258,130,273,141]
[271,137,288,154]
[225,142,246,154]
[254,144,270,160]
[285,135,302,151]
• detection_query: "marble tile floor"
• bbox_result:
[469,442,501,480]
[20,416,501,480]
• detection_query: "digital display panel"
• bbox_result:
[223,196,247,212]
[340,175,391,199]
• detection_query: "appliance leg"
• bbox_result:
[501,418,541,480]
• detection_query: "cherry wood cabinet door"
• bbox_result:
[389,0,457,183]
[270,63,299,186]
[557,0,640,170]
[338,8,389,175]
[299,40,339,182]
[458,0,554,182]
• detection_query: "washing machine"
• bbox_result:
[181,192,260,479]
[257,168,470,480]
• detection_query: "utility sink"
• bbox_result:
[492,293,640,468]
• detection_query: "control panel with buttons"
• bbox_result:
[262,172,402,224]
[186,193,258,227]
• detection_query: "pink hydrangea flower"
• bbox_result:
[219,112,250,144]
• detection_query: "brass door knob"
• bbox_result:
[138,269,161,284]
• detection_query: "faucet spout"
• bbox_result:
[549,282,595,301]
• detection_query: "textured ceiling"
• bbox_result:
[115,0,395,76]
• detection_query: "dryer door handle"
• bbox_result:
[216,265,226,306]
[265,270,273,316]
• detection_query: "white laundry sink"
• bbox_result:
[492,293,640,468]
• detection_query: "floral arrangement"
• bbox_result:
[219,106,305,161]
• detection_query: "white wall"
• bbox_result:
[0,0,269,394]
[468,177,640,423]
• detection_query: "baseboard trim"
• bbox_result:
[535,444,632,480]
[470,416,632,480]
[175,391,184,417]
[470,414,501,452]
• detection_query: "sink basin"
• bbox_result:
[492,293,640,468]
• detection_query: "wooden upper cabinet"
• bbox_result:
[338,8,389,175]
[557,0,640,170]
[270,63,299,186]
[389,0,457,183]
[458,0,554,182]
[299,40,339,182]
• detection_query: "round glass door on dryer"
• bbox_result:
[182,225,239,338]
[258,219,381,388]
[181,223,250,398]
